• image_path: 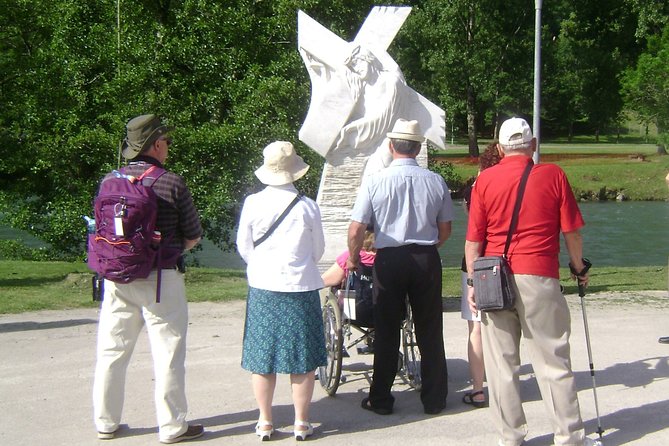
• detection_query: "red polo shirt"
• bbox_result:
[466,156,584,278]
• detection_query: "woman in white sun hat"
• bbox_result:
[236,141,326,441]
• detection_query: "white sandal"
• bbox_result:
[255,420,273,441]
[293,420,313,441]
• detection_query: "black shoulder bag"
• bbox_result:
[253,194,302,248]
[473,162,533,312]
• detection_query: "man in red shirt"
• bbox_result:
[465,117,595,446]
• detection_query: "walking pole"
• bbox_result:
[571,258,604,444]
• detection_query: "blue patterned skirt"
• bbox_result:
[241,287,327,374]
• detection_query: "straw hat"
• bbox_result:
[386,118,424,143]
[254,141,310,186]
[120,114,174,160]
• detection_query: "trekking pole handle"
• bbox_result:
[569,258,592,297]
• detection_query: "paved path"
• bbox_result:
[1,291,668,445]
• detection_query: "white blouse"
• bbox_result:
[236,184,325,292]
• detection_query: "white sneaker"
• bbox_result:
[584,438,602,446]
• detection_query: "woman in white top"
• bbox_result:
[236,141,326,441]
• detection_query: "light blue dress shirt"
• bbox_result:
[351,158,454,249]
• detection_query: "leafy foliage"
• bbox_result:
[427,148,464,193]
[0,0,658,258]
[397,0,535,156]
[0,240,51,261]
[622,24,669,145]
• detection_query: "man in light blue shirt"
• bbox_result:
[347,118,454,415]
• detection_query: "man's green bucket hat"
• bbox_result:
[120,114,174,160]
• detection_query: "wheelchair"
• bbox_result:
[318,265,422,396]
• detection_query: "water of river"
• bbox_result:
[2,201,667,268]
[189,201,668,269]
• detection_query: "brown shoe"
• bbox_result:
[160,424,205,444]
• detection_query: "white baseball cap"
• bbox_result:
[499,117,533,146]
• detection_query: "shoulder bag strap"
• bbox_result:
[253,194,302,248]
[503,161,534,258]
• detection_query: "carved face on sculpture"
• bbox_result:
[351,57,371,80]
[345,46,381,82]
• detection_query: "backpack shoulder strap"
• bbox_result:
[118,164,168,304]
[115,165,167,186]
[136,165,167,186]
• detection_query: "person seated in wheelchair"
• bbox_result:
[321,230,376,354]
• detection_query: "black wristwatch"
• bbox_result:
[466,277,474,287]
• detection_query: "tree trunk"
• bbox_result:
[466,85,479,157]
[645,124,649,143]
[492,111,500,141]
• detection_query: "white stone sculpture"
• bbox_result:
[298,6,446,265]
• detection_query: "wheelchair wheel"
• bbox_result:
[318,296,343,396]
[401,301,422,391]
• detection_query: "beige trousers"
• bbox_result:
[93,270,190,442]
[482,274,585,446]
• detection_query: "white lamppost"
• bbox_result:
[533,0,542,163]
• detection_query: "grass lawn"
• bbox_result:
[0,260,665,314]
[434,142,669,200]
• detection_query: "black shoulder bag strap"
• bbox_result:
[503,161,534,258]
[253,194,302,248]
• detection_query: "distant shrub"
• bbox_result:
[428,149,465,194]
[0,240,76,261]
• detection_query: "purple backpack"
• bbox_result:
[87,165,166,292]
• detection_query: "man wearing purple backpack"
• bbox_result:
[92,114,204,443]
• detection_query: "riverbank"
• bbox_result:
[433,143,669,201]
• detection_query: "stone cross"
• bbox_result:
[298,6,446,266]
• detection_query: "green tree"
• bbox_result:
[625,0,669,40]
[0,0,120,257]
[543,0,639,140]
[0,0,653,260]
[0,0,384,258]
[398,0,535,155]
[621,24,669,146]
[542,10,587,141]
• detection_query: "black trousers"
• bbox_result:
[369,244,448,411]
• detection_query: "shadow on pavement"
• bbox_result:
[0,318,97,333]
